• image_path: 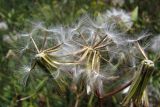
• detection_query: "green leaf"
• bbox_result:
[131,6,138,22]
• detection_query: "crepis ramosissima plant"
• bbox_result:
[17,9,159,107]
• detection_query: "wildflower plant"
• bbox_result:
[17,9,159,107]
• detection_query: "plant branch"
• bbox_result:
[100,80,132,99]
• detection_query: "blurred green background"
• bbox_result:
[0,0,160,107]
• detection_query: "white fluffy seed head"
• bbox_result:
[104,8,133,31]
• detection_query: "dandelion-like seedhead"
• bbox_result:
[102,9,133,32]
[60,16,129,95]
[17,8,158,105]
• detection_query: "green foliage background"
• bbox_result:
[0,0,160,107]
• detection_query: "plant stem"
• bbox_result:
[101,80,132,99]
[75,95,80,107]
[95,89,103,107]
